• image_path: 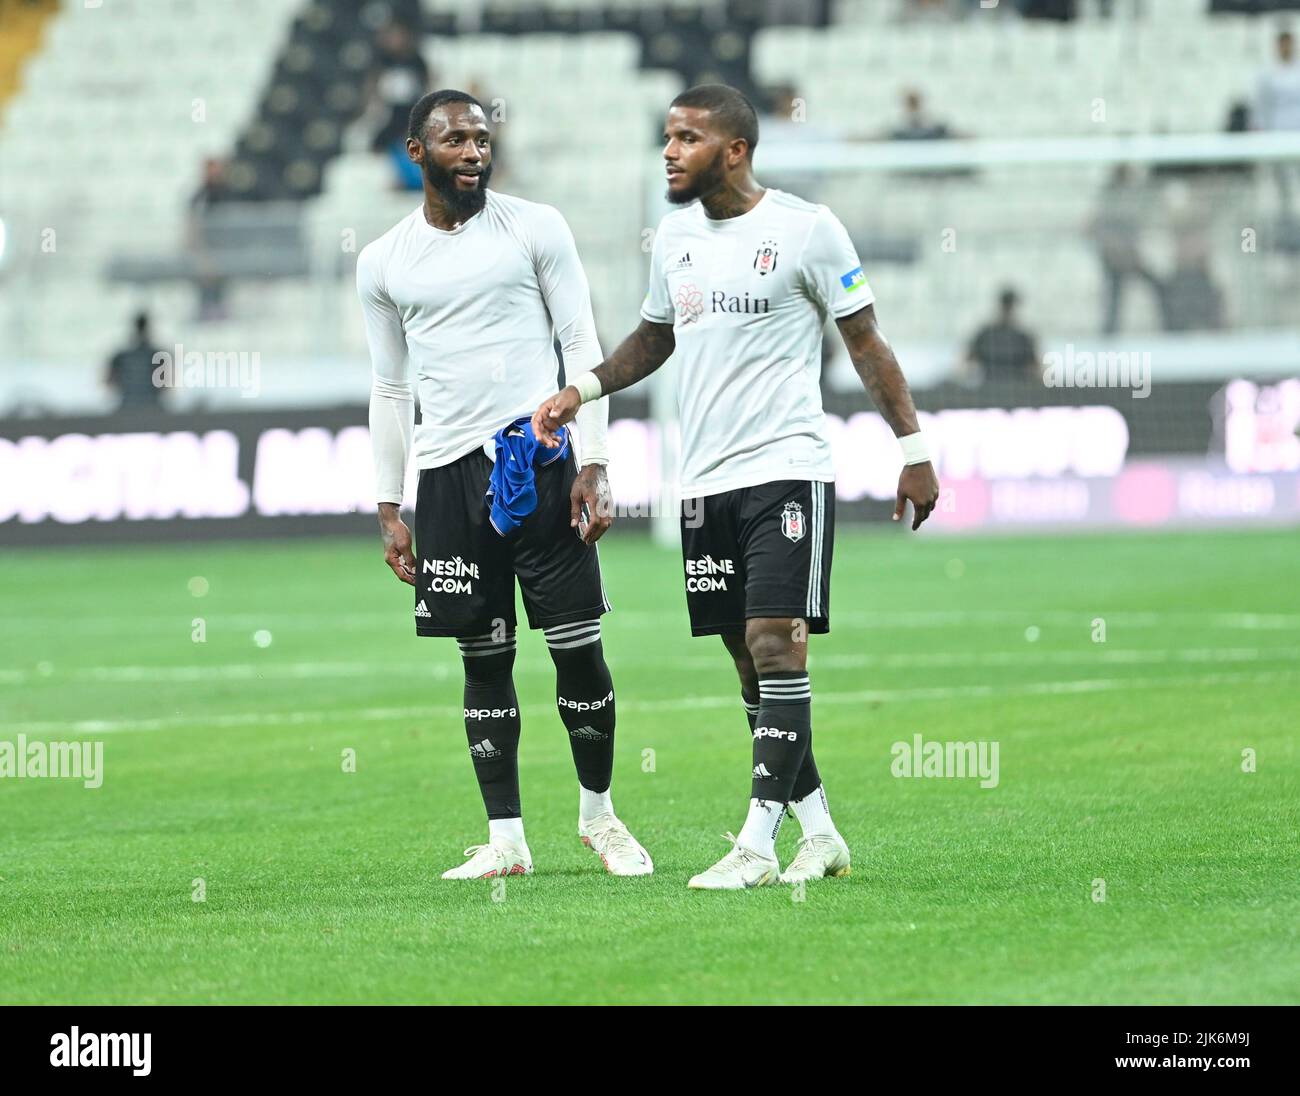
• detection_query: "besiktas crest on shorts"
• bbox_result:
[781,500,805,542]
[754,239,779,276]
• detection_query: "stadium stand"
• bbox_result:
[0,0,1297,413]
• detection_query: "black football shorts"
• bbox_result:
[679,479,834,637]
[412,446,610,637]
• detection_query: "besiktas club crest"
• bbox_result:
[754,239,779,276]
[781,501,805,542]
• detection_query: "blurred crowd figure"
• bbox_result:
[760,84,839,145]
[1087,164,1148,335]
[105,313,163,413]
[900,0,1144,20]
[365,20,430,190]
[1087,165,1227,334]
[188,157,232,321]
[1255,29,1300,212]
[357,18,509,193]
[889,89,954,141]
[964,288,1041,384]
[1140,237,1226,333]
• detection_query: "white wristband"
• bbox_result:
[569,371,603,405]
[898,432,931,465]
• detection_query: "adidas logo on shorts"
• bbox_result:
[415,600,431,618]
[567,725,607,741]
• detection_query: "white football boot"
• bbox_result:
[687,833,781,890]
[778,832,851,883]
[440,838,533,880]
[578,813,654,876]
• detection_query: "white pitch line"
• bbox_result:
[5,609,1300,635]
[4,668,1297,737]
[2,646,1298,687]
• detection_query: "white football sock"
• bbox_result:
[579,786,613,822]
[736,798,784,859]
[790,784,837,837]
[489,817,526,846]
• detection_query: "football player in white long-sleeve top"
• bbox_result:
[357,90,651,880]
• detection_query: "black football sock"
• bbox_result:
[752,671,812,803]
[459,629,522,820]
[544,620,615,794]
[745,686,820,801]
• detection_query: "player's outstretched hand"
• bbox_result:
[894,462,941,531]
[532,385,582,448]
[378,504,416,584]
[571,464,614,545]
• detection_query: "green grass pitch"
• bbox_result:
[1,527,1297,1005]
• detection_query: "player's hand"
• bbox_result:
[378,504,416,584]
[533,386,582,448]
[894,462,940,531]
[571,463,614,544]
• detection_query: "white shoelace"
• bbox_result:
[588,817,637,857]
[718,832,763,868]
[788,835,822,868]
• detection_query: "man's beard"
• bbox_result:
[424,157,493,219]
[666,150,726,205]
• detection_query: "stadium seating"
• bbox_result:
[0,0,1295,409]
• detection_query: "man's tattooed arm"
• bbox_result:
[591,320,676,396]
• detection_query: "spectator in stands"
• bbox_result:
[188,157,232,321]
[1087,163,1149,334]
[760,84,838,145]
[1017,0,1077,18]
[105,312,164,412]
[964,288,1041,384]
[1255,30,1300,212]
[888,89,952,141]
[758,84,838,195]
[367,21,430,190]
[1138,238,1226,333]
[901,0,964,21]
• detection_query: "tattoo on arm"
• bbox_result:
[592,320,676,396]
[836,304,921,437]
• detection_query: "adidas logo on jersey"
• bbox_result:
[673,251,693,270]
[558,690,614,712]
[567,725,607,741]
[469,738,503,759]
[753,726,798,742]
[752,762,775,779]
[415,600,431,618]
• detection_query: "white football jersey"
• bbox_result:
[357,191,606,503]
[641,188,872,498]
